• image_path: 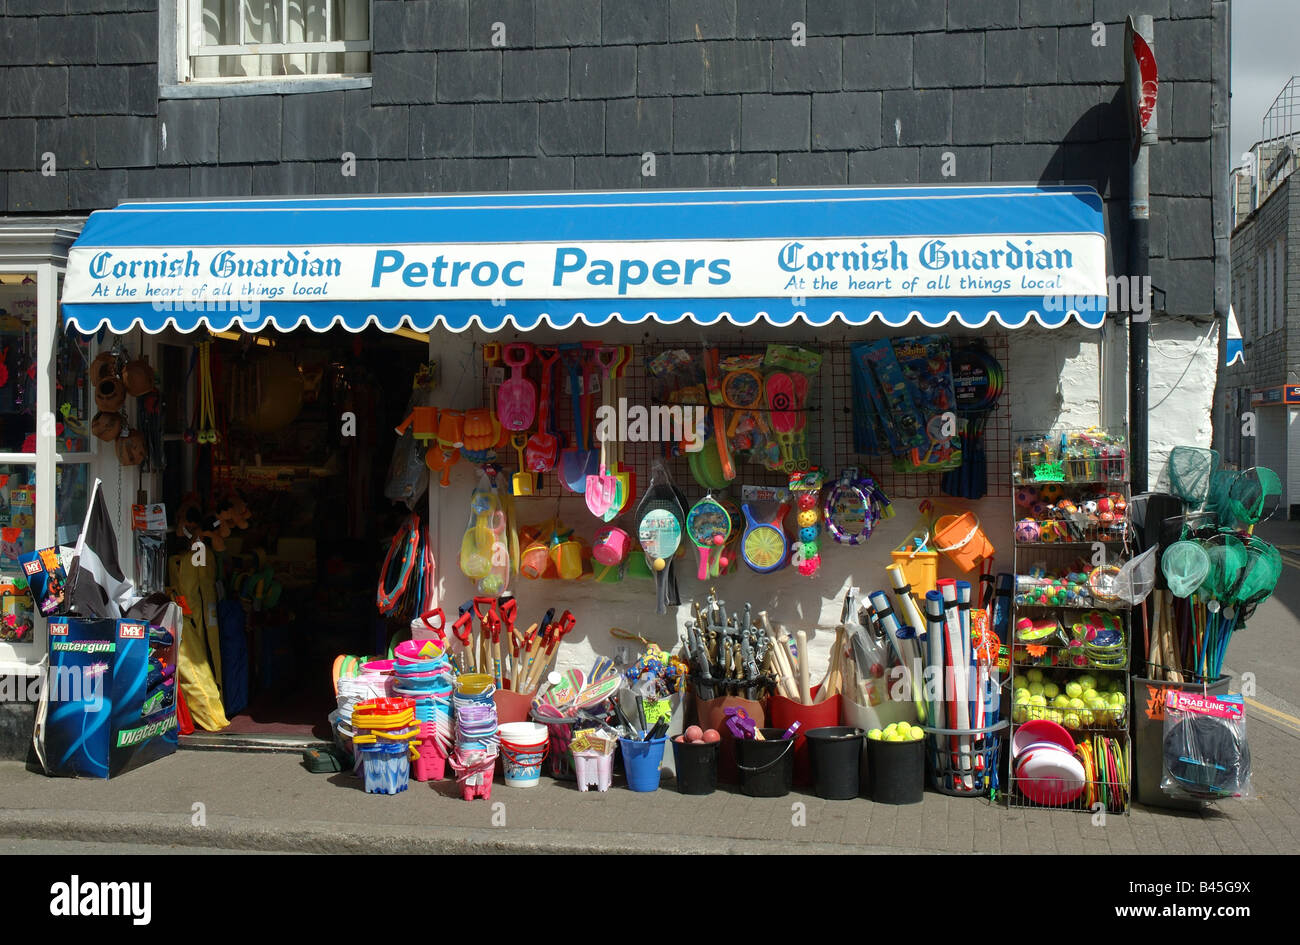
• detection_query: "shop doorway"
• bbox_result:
[158,328,428,740]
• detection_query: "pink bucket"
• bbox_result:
[592,525,631,566]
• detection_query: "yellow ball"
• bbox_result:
[797,509,819,528]
[653,557,666,571]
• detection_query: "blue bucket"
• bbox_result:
[360,742,410,795]
[618,737,667,792]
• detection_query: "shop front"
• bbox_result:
[21,183,1176,807]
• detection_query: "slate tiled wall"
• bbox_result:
[0,0,1226,315]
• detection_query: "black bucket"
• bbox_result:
[805,726,864,800]
[866,737,925,804]
[735,728,795,798]
[671,738,720,795]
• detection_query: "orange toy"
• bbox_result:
[395,406,439,444]
[426,408,464,487]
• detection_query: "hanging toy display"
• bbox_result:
[788,469,824,577]
[823,467,891,545]
[739,494,790,574]
[426,408,464,487]
[458,472,512,596]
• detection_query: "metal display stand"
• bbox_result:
[1007,433,1132,814]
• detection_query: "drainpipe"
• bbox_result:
[1128,15,1157,493]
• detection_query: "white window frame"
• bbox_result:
[1276,239,1287,335]
[0,264,96,671]
[175,0,373,85]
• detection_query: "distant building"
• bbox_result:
[1219,78,1300,515]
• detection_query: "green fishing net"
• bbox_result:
[1233,537,1282,608]
[1162,540,1211,598]
[1166,446,1220,509]
[1205,468,1239,523]
[1199,533,1247,599]
[1224,467,1282,527]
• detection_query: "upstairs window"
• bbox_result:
[179,0,371,82]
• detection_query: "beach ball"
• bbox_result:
[1038,482,1065,503]
[1015,519,1040,543]
[1015,486,1039,509]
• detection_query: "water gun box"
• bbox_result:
[19,546,68,616]
[35,614,179,778]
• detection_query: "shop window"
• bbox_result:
[178,0,372,83]
[0,465,38,646]
[0,275,37,453]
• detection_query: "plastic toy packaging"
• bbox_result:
[1161,689,1252,801]
[458,471,511,596]
[385,364,437,508]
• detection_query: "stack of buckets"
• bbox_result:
[392,640,455,781]
[451,674,499,800]
[498,722,549,787]
[335,662,394,765]
[351,697,420,795]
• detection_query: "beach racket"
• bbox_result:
[686,495,731,582]
[741,502,788,573]
[639,507,682,614]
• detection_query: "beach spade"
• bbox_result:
[605,345,634,521]
[586,347,621,516]
[525,346,561,473]
[559,344,599,492]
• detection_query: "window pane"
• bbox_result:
[0,275,38,452]
[56,463,90,549]
[0,465,38,644]
[57,282,92,455]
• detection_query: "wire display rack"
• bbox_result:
[1008,455,1133,814]
[476,332,1013,506]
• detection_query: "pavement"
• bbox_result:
[2,518,1298,855]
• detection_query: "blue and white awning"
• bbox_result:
[1225,304,1244,366]
[62,185,1110,335]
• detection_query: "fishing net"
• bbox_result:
[1161,540,1211,598]
[1166,446,1220,509]
[1199,533,1247,599]
[1205,469,1239,523]
[1111,545,1157,605]
[1233,537,1282,609]
[1223,467,1282,527]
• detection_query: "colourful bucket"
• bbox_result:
[498,722,549,787]
[933,511,995,573]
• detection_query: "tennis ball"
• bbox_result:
[1077,674,1097,691]
[1083,688,1100,702]
[1052,694,1071,709]
[897,721,912,735]
[1029,694,1047,708]
[1026,668,1045,683]
[884,723,898,737]
[653,557,667,571]
[1047,709,1065,724]
[1065,681,1083,699]
[1063,712,1081,730]
[1028,681,1045,697]
[1014,691,1031,705]
[886,732,906,742]
[910,727,925,741]
[1078,708,1095,725]
[1042,682,1060,700]
[867,729,883,740]
[1012,706,1029,723]
[1068,698,1085,710]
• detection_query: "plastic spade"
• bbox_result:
[525,346,561,472]
[585,347,621,517]
[497,342,537,432]
[559,344,593,493]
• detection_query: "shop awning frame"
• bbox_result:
[62,185,1112,335]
